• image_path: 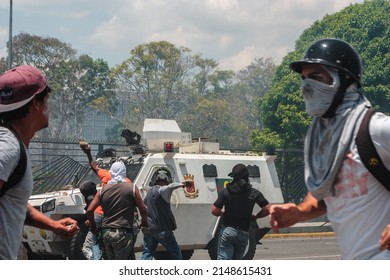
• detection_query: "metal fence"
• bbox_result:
[29,138,307,203]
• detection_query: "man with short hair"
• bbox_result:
[0,65,78,260]
[212,163,270,260]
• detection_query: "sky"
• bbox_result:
[0,0,365,71]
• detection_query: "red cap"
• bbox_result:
[0,65,48,113]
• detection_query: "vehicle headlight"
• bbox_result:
[41,199,56,213]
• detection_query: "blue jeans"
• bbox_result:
[141,229,182,260]
[91,214,104,260]
[217,226,249,260]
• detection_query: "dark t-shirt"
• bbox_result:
[214,185,269,231]
[100,182,135,229]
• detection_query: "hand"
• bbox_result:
[269,203,301,233]
[379,224,390,251]
[52,217,79,239]
[183,174,195,193]
[79,141,91,154]
[140,223,149,233]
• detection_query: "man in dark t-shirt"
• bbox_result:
[212,164,270,260]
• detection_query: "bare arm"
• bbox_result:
[269,192,326,233]
[80,141,100,174]
[86,192,101,233]
[296,192,327,220]
[253,204,271,220]
[25,204,78,238]
[379,225,390,251]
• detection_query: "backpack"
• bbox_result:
[356,108,390,191]
[0,126,27,197]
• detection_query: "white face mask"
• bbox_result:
[301,77,339,117]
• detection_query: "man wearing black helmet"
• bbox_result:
[212,164,270,260]
[141,167,187,260]
[269,38,390,259]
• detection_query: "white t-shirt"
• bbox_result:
[0,127,33,260]
[325,112,390,259]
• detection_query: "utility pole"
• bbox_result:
[8,0,13,69]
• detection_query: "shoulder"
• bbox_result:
[370,112,390,136]
[97,169,111,184]
[250,187,265,198]
[0,128,20,176]
[369,112,390,153]
[218,188,229,197]
[0,127,19,148]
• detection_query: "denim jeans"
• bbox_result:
[91,214,104,260]
[82,231,93,259]
[102,229,133,260]
[217,226,249,260]
[141,229,182,260]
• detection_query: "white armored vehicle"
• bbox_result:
[22,119,284,260]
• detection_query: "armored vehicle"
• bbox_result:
[22,119,284,260]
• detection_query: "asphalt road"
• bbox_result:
[189,233,340,260]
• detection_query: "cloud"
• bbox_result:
[0,26,8,60]
[0,0,365,70]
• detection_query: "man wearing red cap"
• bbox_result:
[212,163,270,260]
[0,65,79,260]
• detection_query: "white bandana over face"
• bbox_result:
[302,65,371,200]
[108,161,127,184]
[301,66,340,117]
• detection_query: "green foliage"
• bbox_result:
[256,0,390,202]
[249,128,283,152]
[8,32,117,139]
[112,41,199,122]
[11,32,77,68]
[112,41,276,149]
[259,0,390,149]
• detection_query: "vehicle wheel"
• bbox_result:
[207,222,221,260]
[68,222,88,260]
[153,250,171,260]
[181,250,194,260]
[153,249,193,260]
[23,243,65,260]
[207,236,218,260]
[241,231,257,260]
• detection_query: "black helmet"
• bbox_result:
[228,164,249,181]
[154,167,172,184]
[290,38,362,86]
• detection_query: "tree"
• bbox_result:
[259,0,390,149]
[49,55,116,138]
[255,0,390,202]
[8,32,117,139]
[112,41,201,123]
[11,32,77,68]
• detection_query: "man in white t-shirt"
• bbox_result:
[0,65,79,260]
[268,38,390,259]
